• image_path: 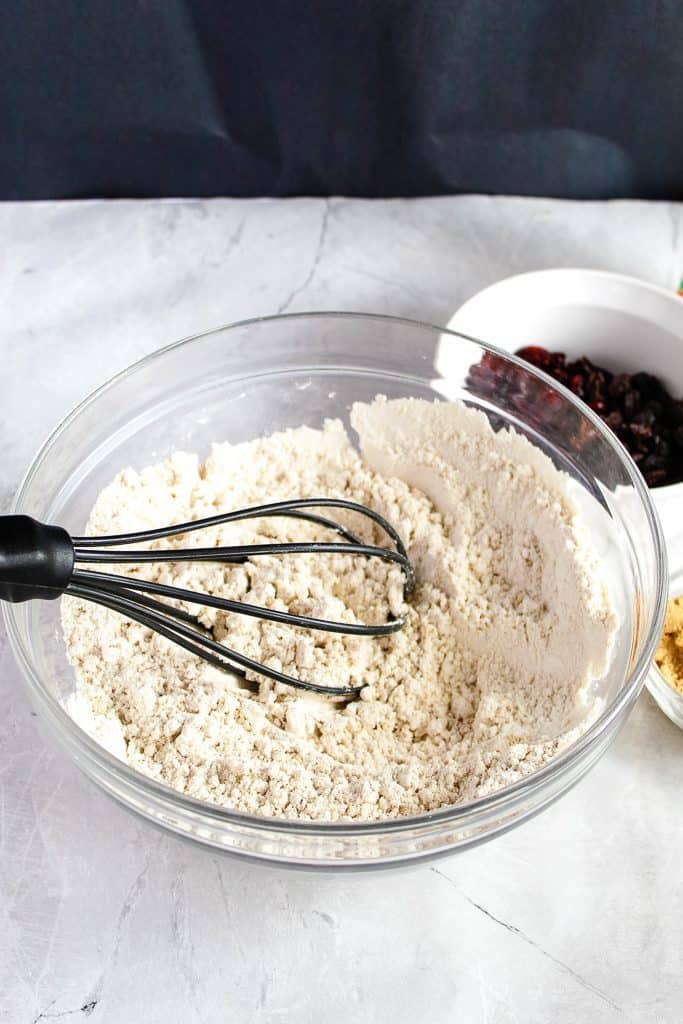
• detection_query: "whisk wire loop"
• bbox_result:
[1,500,415,698]
[69,568,406,635]
[67,581,361,697]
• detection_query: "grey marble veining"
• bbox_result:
[1,196,682,1024]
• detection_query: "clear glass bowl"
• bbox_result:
[646,564,683,729]
[3,313,667,869]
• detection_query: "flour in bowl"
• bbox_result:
[62,397,616,821]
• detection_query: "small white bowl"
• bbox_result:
[448,268,683,569]
[646,566,683,730]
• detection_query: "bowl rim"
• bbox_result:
[451,266,683,315]
[3,310,669,834]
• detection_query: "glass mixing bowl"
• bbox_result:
[3,313,667,869]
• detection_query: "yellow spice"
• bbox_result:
[655,596,683,696]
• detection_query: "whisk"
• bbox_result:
[0,499,415,698]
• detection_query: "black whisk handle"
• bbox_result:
[0,515,74,603]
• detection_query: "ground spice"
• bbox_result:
[654,596,683,695]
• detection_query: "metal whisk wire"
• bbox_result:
[0,500,414,698]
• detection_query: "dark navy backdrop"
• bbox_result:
[1,0,681,200]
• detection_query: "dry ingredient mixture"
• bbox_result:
[63,397,616,822]
[654,596,683,695]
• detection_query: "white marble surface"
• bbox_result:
[1,196,682,1023]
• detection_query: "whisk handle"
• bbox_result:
[0,515,74,603]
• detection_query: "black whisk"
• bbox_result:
[0,499,415,697]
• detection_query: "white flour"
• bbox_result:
[62,397,616,821]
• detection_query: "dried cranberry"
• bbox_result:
[653,437,672,459]
[605,410,623,430]
[630,372,667,403]
[623,390,642,418]
[644,468,669,486]
[516,346,553,369]
[634,407,657,428]
[609,374,631,402]
[641,453,668,471]
[628,429,654,457]
[570,357,596,377]
[569,374,585,396]
[585,368,604,393]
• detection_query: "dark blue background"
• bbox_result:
[2,0,681,200]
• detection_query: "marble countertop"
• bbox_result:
[1,196,682,1024]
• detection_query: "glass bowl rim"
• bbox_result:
[3,310,669,835]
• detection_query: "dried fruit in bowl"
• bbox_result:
[470,346,683,488]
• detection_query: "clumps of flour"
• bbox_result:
[62,397,616,821]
